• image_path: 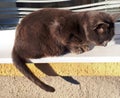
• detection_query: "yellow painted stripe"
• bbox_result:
[0,63,120,76]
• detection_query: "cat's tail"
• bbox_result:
[12,47,55,92]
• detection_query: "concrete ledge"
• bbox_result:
[1,57,120,63]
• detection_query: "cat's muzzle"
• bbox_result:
[102,41,109,47]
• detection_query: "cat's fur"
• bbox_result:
[12,8,116,92]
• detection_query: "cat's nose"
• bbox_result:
[102,41,108,47]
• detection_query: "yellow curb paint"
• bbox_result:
[0,63,120,76]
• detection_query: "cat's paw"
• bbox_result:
[81,45,90,52]
[70,47,84,54]
[69,44,91,54]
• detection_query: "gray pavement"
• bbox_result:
[0,76,120,98]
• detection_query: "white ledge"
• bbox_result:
[0,23,120,63]
[0,57,120,63]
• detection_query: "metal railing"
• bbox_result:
[0,0,120,28]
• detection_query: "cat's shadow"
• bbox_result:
[34,63,80,85]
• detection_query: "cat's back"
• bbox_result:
[20,8,72,25]
[15,8,72,41]
[16,8,72,38]
[15,8,71,52]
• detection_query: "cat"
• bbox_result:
[12,8,117,92]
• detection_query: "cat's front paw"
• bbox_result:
[69,44,91,54]
[70,46,84,54]
[81,45,90,52]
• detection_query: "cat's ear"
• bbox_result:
[93,22,109,34]
[111,13,120,22]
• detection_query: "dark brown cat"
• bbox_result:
[12,8,116,92]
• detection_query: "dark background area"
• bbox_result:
[0,0,104,30]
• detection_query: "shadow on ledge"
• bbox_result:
[34,63,80,85]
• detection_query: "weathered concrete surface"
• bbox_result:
[0,76,120,98]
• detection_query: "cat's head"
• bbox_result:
[50,11,119,48]
[82,11,117,46]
